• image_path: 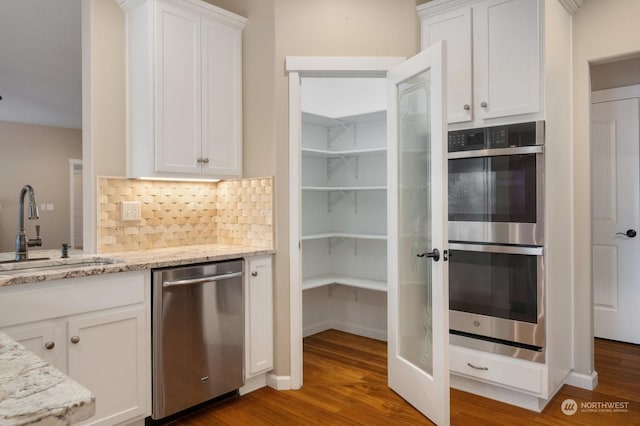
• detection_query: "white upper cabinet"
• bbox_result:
[420,0,541,126]
[421,7,473,124]
[119,0,246,179]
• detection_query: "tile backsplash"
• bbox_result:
[97,176,273,253]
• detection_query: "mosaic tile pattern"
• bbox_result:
[97,177,273,253]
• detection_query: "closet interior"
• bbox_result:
[301,77,388,341]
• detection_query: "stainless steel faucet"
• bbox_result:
[15,184,42,261]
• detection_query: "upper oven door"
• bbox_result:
[448,146,544,245]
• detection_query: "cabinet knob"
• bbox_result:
[480,101,488,108]
[70,336,80,344]
[196,158,203,163]
[202,158,210,164]
[463,104,470,110]
[45,341,55,350]
[251,271,258,277]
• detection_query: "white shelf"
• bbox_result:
[302,186,386,191]
[302,110,386,127]
[302,275,387,292]
[302,232,387,241]
[302,147,387,158]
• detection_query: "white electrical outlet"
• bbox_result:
[121,201,142,221]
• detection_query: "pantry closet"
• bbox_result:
[300,77,388,341]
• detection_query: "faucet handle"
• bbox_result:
[35,224,40,237]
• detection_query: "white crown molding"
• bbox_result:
[557,0,584,15]
[417,0,477,18]
[418,0,583,17]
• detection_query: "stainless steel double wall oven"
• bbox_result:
[447,121,545,362]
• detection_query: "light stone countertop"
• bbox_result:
[0,332,95,426]
[0,244,274,424]
[0,244,275,287]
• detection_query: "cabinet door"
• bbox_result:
[474,0,540,119]
[201,17,243,177]
[68,307,148,426]
[3,322,63,371]
[246,256,274,377]
[422,7,473,124]
[155,1,203,174]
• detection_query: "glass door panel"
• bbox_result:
[398,76,433,375]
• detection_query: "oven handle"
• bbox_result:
[163,271,244,287]
[448,243,543,256]
[448,145,543,159]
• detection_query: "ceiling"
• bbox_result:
[0,0,82,129]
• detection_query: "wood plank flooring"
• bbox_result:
[175,330,640,425]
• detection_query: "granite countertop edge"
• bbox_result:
[0,332,95,426]
[0,244,275,287]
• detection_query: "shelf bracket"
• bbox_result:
[327,191,358,213]
[328,236,344,254]
[327,191,345,212]
[327,156,359,180]
[327,123,355,148]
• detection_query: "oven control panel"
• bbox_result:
[448,121,542,152]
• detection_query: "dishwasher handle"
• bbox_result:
[162,271,243,288]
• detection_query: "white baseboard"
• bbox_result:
[303,321,332,337]
[303,320,387,341]
[240,374,268,395]
[564,370,598,390]
[330,321,387,341]
[450,374,547,412]
[267,373,292,390]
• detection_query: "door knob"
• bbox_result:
[616,229,637,238]
[417,248,440,262]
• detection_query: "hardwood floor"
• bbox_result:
[175,330,640,425]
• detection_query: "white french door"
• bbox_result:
[387,42,449,425]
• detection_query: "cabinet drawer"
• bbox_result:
[450,345,545,395]
[0,271,146,327]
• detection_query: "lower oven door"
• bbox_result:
[448,243,544,349]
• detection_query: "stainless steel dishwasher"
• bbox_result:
[151,259,244,420]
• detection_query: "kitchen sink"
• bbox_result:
[0,257,122,275]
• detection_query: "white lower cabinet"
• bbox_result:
[0,272,151,426]
[450,345,545,396]
[242,255,274,393]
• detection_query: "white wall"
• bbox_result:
[572,0,640,375]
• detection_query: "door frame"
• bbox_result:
[286,57,405,389]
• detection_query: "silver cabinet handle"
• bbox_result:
[467,362,488,371]
[480,101,488,108]
[70,336,80,344]
[463,104,470,110]
[251,271,258,277]
[163,271,243,287]
[45,341,55,350]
